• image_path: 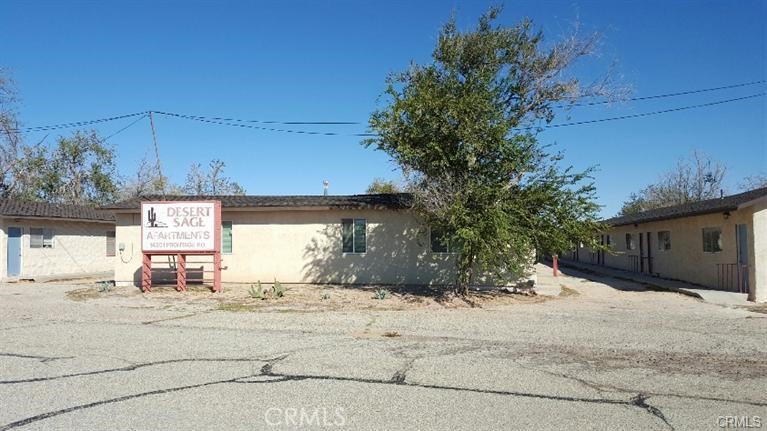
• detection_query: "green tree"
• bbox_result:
[618,193,647,216]
[618,151,727,215]
[365,8,605,294]
[37,130,119,205]
[366,178,400,194]
[182,159,245,195]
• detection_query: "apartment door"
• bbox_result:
[599,235,605,265]
[646,231,653,274]
[6,227,21,277]
[736,224,750,294]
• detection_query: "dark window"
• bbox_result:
[30,228,54,248]
[625,233,635,250]
[702,227,722,252]
[341,219,366,253]
[222,221,233,254]
[106,231,116,256]
[657,231,671,251]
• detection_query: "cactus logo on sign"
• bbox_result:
[141,202,217,252]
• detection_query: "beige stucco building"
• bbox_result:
[105,194,534,288]
[0,200,116,281]
[566,187,767,303]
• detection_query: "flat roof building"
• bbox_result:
[0,200,116,281]
[567,187,767,302]
[104,194,534,288]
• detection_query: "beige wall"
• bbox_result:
[565,205,765,302]
[1,217,115,280]
[115,208,535,287]
[750,202,767,302]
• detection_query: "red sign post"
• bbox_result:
[140,200,222,293]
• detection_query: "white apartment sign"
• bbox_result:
[141,201,218,252]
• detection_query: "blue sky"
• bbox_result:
[2,0,765,217]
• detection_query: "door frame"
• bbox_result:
[735,224,750,294]
[6,226,22,277]
[646,231,653,274]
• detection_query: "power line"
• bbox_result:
[153,112,360,125]
[102,114,147,141]
[9,80,766,135]
[18,112,147,133]
[562,79,765,108]
[527,92,766,131]
[152,111,375,137]
[159,93,764,135]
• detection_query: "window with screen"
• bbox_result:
[30,228,54,248]
[222,221,233,254]
[106,231,116,256]
[702,227,722,253]
[341,219,366,253]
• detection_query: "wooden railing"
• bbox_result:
[716,263,749,293]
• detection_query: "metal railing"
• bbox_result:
[627,255,640,273]
[716,263,749,294]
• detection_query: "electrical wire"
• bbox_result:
[528,92,766,131]
[152,111,376,137]
[18,112,147,133]
[152,111,360,125]
[10,80,766,136]
[562,79,765,108]
[102,114,148,142]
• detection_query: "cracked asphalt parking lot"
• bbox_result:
[1,265,765,430]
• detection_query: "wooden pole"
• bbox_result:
[176,254,186,292]
[148,111,166,198]
[553,255,559,277]
[142,254,152,292]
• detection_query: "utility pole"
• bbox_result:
[148,111,167,197]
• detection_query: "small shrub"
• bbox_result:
[97,280,114,293]
[273,279,286,298]
[373,288,390,300]
[248,281,263,299]
[320,292,331,301]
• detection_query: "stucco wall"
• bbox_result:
[567,208,757,291]
[750,202,767,302]
[115,209,535,287]
[1,218,115,279]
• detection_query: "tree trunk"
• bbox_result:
[455,251,475,296]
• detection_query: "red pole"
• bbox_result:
[553,255,559,277]
[176,254,186,292]
[142,254,152,292]
[213,200,222,292]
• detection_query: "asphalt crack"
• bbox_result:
[2,353,762,430]
[389,359,414,384]
[0,373,262,431]
[0,356,284,384]
[0,353,73,363]
[631,393,674,430]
